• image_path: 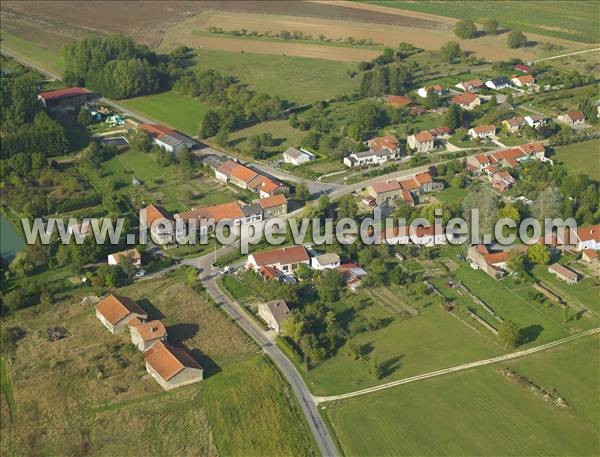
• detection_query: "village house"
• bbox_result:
[213,160,286,196]
[469,124,496,139]
[175,201,262,237]
[247,245,310,275]
[140,124,193,154]
[366,135,401,154]
[381,224,446,247]
[108,248,142,268]
[485,77,512,90]
[514,64,533,73]
[96,294,148,333]
[344,136,401,167]
[519,142,546,160]
[144,341,203,390]
[311,253,341,270]
[467,245,510,279]
[38,87,90,112]
[573,225,600,251]
[258,300,290,332]
[502,117,525,133]
[129,318,167,352]
[140,204,174,245]
[451,92,481,110]
[455,79,484,92]
[511,75,536,87]
[282,147,315,166]
[581,249,598,263]
[558,111,586,126]
[367,180,403,205]
[387,95,413,108]
[467,153,492,174]
[407,131,435,153]
[256,194,288,218]
[492,171,517,192]
[548,263,578,284]
[524,114,547,129]
[417,84,444,98]
[339,263,368,291]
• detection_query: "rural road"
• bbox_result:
[313,327,600,404]
[0,47,62,80]
[530,47,600,63]
[182,248,339,457]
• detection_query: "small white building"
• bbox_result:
[108,248,142,268]
[282,147,316,166]
[524,114,546,129]
[311,253,341,270]
[469,125,496,139]
[485,77,512,90]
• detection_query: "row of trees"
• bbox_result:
[454,18,499,39]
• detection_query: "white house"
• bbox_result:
[417,85,444,98]
[469,124,496,139]
[247,245,310,274]
[524,114,546,129]
[407,131,435,153]
[381,224,446,247]
[282,147,316,166]
[108,248,142,268]
[310,253,341,270]
[344,149,399,167]
[485,77,512,90]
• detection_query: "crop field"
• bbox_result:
[365,1,600,43]
[324,334,600,456]
[0,274,316,456]
[189,49,359,105]
[551,140,600,180]
[119,91,210,136]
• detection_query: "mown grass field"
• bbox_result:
[0,273,317,456]
[551,140,600,180]
[192,49,359,104]
[0,30,64,75]
[324,334,600,456]
[365,1,600,43]
[119,91,210,136]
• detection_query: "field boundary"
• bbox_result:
[313,327,600,403]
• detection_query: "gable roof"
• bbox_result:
[489,76,511,86]
[471,124,496,134]
[369,135,399,151]
[109,248,141,263]
[133,320,167,342]
[414,171,433,185]
[460,79,483,89]
[262,300,290,327]
[387,95,413,107]
[452,92,478,106]
[492,148,525,167]
[548,263,577,280]
[371,180,401,194]
[96,294,147,325]
[230,163,259,184]
[576,225,600,243]
[250,245,309,267]
[257,194,287,209]
[514,64,533,73]
[415,131,434,142]
[142,204,172,226]
[144,341,202,381]
[177,201,245,222]
[583,249,598,259]
[39,87,88,102]
[283,147,305,159]
[514,75,535,84]
[216,159,239,176]
[566,111,585,122]
[519,143,545,155]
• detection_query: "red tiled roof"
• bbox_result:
[583,249,598,259]
[474,153,490,165]
[371,180,401,194]
[250,245,309,267]
[39,87,88,102]
[178,202,245,222]
[96,294,147,326]
[143,204,172,226]
[399,177,420,191]
[135,320,167,342]
[387,95,413,107]
[514,64,533,73]
[519,143,545,155]
[144,341,201,381]
[370,135,399,151]
[413,171,433,185]
[452,92,478,106]
[514,75,535,84]
[382,224,444,239]
[140,124,178,139]
[472,124,496,134]
[493,148,525,167]
[257,194,287,209]
[461,79,483,89]
[230,164,258,184]
[566,111,585,122]
[401,190,414,205]
[109,248,141,263]
[548,263,577,280]
[415,131,434,142]
[576,225,600,243]
[216,159,239,176]
[485,252,508,265]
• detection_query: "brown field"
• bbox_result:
[161,10,589,62]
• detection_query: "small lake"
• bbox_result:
[0,215,25,260]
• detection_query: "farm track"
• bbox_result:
[313,327,600,404]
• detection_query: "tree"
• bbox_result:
[77,108,92,126]
[8,252,35,278]
[94,264,120,287]
[532,187,563,221]
[316,269,343,303]
[507,31,528,48]
[119,253,138,278]
[507,250,528,275]
[527,243,550,265]
[497,320,521,349]
[454,20,478,39]
[337,194,358,220]
[481,18,498,35]
[295,182,311,202]
[444,103,463,129]
[450,174,465,189]
[579,97,598,124]
[500,204,520,223]
[462,187,499,234]
[185,266,198,287]
[439,41,463,63]
[215,128,229,146]
[199,110,220,138]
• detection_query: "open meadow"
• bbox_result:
[324,334,600,456]
[0,272,317,456]
[551,140,600,180]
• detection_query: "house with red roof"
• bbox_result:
[96,294,148,333]
[548,263,578,284]
[558,111,586,126]
[144,341,203,390]
[514,64,533,74]
[451,92,481,110]
[455,79,484,92]
[139,124,192,154]
[381,224,446,247]
[38,87,89,111]
[367,180,403,205]
[175,201,262,236]
[469,124,496,139]
[129,319,167,352]
[256,194,288,218]
[502,117,526,134]
[467,245,512,279]
[247,245,310,275]
[511,74,536,87]
[387,95,413,108]
[407,131,435,153]
[140,204,174,244]
[492,171,516,192]
[417,85,445,98]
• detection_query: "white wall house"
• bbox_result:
[282,147,316,166]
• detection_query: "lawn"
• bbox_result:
[193,49,359,104]
[119,91,211,136]
[224,119,306,157]
[221,274,256,302]
[433,186,469,206]
[298,289,503,396]
[365,1,600,43]
[324,334,600,456]
[0,275,317,456]
[0,30,64,76]
[551,139,600,180]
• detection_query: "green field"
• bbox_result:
[364,1,600,43]
[0,31,64,76]
[119,91,211,136]
[552,140,600,180]
[0,275,317,456]
[325,334,600,456]
[193,49,359,104]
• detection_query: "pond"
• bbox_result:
[0,215,25,260]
